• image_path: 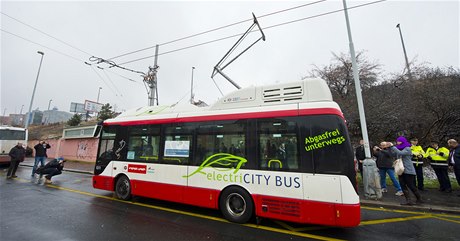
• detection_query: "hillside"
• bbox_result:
[28,121,98,140]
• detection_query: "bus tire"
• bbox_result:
[115,175,132,200]
[219,186,253,223]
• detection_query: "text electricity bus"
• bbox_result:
[92,79,360,227]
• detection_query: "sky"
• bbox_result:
[1,0,459,116]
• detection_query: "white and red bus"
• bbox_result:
[92,79,360,227]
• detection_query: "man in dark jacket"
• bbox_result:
[448,139,460,194]
[36,157,65,184]
[373,142,403,196]
[355,140,366,179]
[33,140,51,177]
[7,142,26,179]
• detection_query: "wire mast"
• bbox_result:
[211,13,266,90]
[144,44,160,106]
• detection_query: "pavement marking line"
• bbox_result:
[362,205,460,219]
[361,206,428,215]
[359,215,432,226]
[40,183,343,241]
[273,220,328,232]
[432,216,460,225]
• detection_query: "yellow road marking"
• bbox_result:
[7,174,460,239]
[362,205,460,219]
[42,183,343,241]
[433,216,460,225]
[360,215,431,226]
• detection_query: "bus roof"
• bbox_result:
[104,78,341,126]
[0,126,26,131]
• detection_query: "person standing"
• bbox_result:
[32,140,51,177]
[373,142,403,196]
[355,139,366,179]
[410,138,426,191]
[7,142,26,179]
[426,141,451,192]
[447,139,460,194]
[389,136,422,205]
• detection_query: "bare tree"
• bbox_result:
[308,51,381,99]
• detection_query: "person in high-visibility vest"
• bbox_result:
[410,138,426,191]
[426,141,451,192]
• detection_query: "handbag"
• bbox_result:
[393,158,405,175]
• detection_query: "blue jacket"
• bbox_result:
[390,146,416,175]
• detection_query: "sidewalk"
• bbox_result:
[21,157,93,175]
[20,158,460,214]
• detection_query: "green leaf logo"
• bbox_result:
[183,153,247,178]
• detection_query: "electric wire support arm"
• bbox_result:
[211,13,266,90]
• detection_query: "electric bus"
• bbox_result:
[92,78,360,227]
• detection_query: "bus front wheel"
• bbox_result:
[219,186,253,223]
[115,175,132,200]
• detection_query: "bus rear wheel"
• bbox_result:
[115,175,132,200]
[219,186,253,223]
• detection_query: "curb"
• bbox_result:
[20,163,93,175]
[360,198,460,215]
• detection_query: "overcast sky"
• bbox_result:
[1,0,458,116]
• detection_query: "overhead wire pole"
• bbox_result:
[396,23,413,81]
[144,44,159,106]
[342,0,371,159]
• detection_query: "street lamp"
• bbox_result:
[48,99,53,110]
[97,87,102,103]
[396,23,413,81]
[25,51,45,144]
[190,67,195,104]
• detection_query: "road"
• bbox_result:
[1,166,459,241]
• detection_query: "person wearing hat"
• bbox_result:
[426,141,451,192]
[36,157,65,184]
[389,136,422,205]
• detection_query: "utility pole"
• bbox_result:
[190,67,195,104]
[342,0,371,159]
[144,45,159,106]
[396,23,413,81]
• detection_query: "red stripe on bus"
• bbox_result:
[105,108,343,126]
[92,175,360,227]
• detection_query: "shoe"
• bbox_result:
[382,188,388,193]
[395,191,404,196]
[44,179,52,184]
[6,176,12,179]
[12,175,18,178]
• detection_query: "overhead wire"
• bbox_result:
[1,12,93,57]
[1,12,146,79]
[107,0,327,60]
[116,0,387,66]
[1,28,83,63]
[100,68,124,98]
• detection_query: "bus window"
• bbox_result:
[257,118,299,171]
[163,124,194,165]
[126,126,160,162]
[303,115,354,174]
[98,126,117,160]
[196,120,246,167]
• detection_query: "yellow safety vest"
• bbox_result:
[411,145,425,165]
[425,147,449,166]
